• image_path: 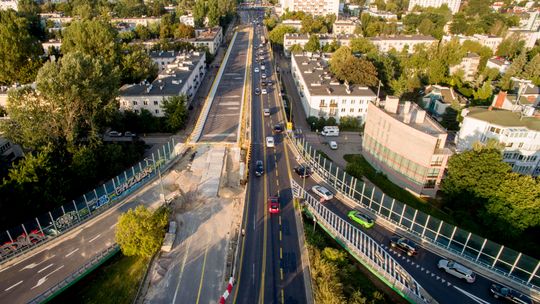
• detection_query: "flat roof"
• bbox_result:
[370,35,436,41]
[121,51,204,97]
[385,103,447,136]
[466,107,540,131]
[292,54,377,97]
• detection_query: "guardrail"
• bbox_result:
[289,135,540,293]
[28,244,120,304]
[0,137,181,265]
[291,179,434,304]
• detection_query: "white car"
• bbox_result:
[261,73,267,79]
[254,67,259,73]
[266,136,275,148]
[261,88,268,94]
[311,185,333,201]
[263,108,270,116]
[329,141,338,150]
[438,259,476,283]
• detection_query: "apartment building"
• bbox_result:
[443,34,503,52]
[449,52,480,82]
[291,53,377,123]
[370,35,437,54]
[332,19,358,35]
[190,26,223,55]
[0,0,17,10]
[282,19,303,31]
[363,97,452,197]
[279,0,340,16]
[283,33,360,54]
[407,0,462,14]
[456,107,540,176]
[422,85,467,119]
[491,83,540,113]
[506,29,540,49]
[119,51,206,117]
[0,136,23,163]
[365,7,398,20]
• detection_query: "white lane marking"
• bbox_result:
[252,263,255,284]
[32,265,64,289]
[65,248,79,257]
[21,263,38,271]
[88,234,101,243]
[453,285,492,304]
[5,280,23,291]
[110,223,117,229]
[37,263,54,273]
[172,225,195,304]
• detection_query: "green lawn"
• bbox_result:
[49,253,149,304]
[343,154,454,224]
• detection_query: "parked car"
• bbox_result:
[311,185,333,201]
[261,88,268,94]
[266,136,275,148]
[255,88,261,95]
[329,141,338,150]
[268,196,279,214]
[348,211,375,228]
[254,67,259,73]
[263,108,270,116]
[273,124,284,134]
[108,131,122,137]
[267,80,273,85]
[390,236,418,256]
[124,131,137,137]
[490,284,533,304]
[261,73,267,79]
[261,80,267,86]
[255,160,264,176]
[294,165,312,178]
[438,259,476,283]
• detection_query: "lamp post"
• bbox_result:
[145,157,166,204]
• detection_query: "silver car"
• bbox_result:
[438,259,476,283]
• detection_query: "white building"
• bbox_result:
[291,53,377,123]
[486,57,511,75]
[284,33,360,54]
[282,19,303,31]
[366,7,398,20]
[449,52,480,82]
[0,0,17,10]
[279,0,340,16]
[370,35,437,54]
[150,50,180,73]
[407,0,462,14]
[506,29,540,49]
[119,51,206,117]
[179,14,209,27]
[332,19,358,35]
[443,34,503,52]
[190,26,223,55]
[422,85,467,119]
[456,107,540,176]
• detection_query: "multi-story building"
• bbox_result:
[279,0,340,16]
[486,57,511,74]
[365,7,398,20]
[407,0,462,14]
[443,34,503,52]
[506,29,540,49]
[0,0,18,10]
[363,97,452,197]
[0,136,23,163]
[283,33,360,54]
[422,85,467,119]
[190,26,223,55]
[150,50,179,72]
[456,107,540,176]
[119,51,206,117]
[449,52,480,82]
[282,19,303,31]
[332,19,358,35]
[491,83,540,113]
[370,35,437,54]
[291,53,377,123]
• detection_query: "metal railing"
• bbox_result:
[28,244,120,304]
[0,137,182,265]
[290,135,540,292]
[291,179,434,304]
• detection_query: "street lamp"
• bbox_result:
[144,157,166,204]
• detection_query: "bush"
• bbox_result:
[339,116,362,132]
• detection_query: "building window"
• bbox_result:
[358,108,363,113]
[133,101,138,105]
[154,101,159,105]
[350,108,354,112]
[342,99,346,104]
[155,109,160,114]
[341,108,346,112]
[350,100,355,104]
[143,101,148,105]
[424,180,436,189]
[427,168,440,178]
[431,156,444,166]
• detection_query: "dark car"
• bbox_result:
[294,165,312,178]
[490,284,533,304]
[255,160,264,176]
[273,124,284,134]
[261,80,267,86]
[390,236,418,256]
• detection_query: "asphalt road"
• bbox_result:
[199,29,250,143]
[234,8,308,304]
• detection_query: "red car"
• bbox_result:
[268,197,280,214]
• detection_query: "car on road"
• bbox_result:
[108,131,122,137]
[273,124,284,134]
[268,197,279,214]
[329,141,338,150]
[390,236,418,256]
[490,284,533,304]
[261,88,268,94]
[348,210,375,228]
[124,131,137,137]
[267,80,273,85]
[254,67,259,73]
[261,73,267,79]
[263,108,270,116]
[255,88,261,95]
[438,259,476,283]
[266,136,275,148]
[261,65,266,71]
[261,80,266,86]
[255,160,264,176]
[294,165,312,178]
[311,185,333,201]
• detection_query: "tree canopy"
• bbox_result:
[162,95,189,131]
[116,205,170,257]
[329,46,378,86]
[268,24,296,45]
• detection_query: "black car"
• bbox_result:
[294,165,312,178]
[490,284,533,304]
[255,160,264,176]
[390,236,418,256]
[273,124,284,134]
[261,80,267,86]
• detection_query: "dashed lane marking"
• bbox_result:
[88,234,101,243]
[37,263,54,274]
[65,248,79,258]
[5,280,23,292]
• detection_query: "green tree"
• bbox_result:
[496,36,525,59]
[304,35,320,52]
[62,19,120,67]
[499,51,527,90]
[0,10,44,85]
[473,81,493,101]
[116,205,169,257]
[114,0,146,17]
[121,45,158,84]
[268,24,296,45]
[175,23,195,39]
[162,95,188,131]
[134,24,151,40]
[193,0,206,27]
[330,46,378,86]
[159,13,175,39]
[207,0,220,27]
[521,54,540,85]
[350,37,376,54]
[290,44,303,54]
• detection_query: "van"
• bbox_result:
[321,126,339,137]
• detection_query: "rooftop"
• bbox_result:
[292,53,377,97]
[381,99,448,136]
[120,51,204,97]
[370,35,436,42]
[465,107,540,131]
[194,26,221,41]
[149,50,178,59]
